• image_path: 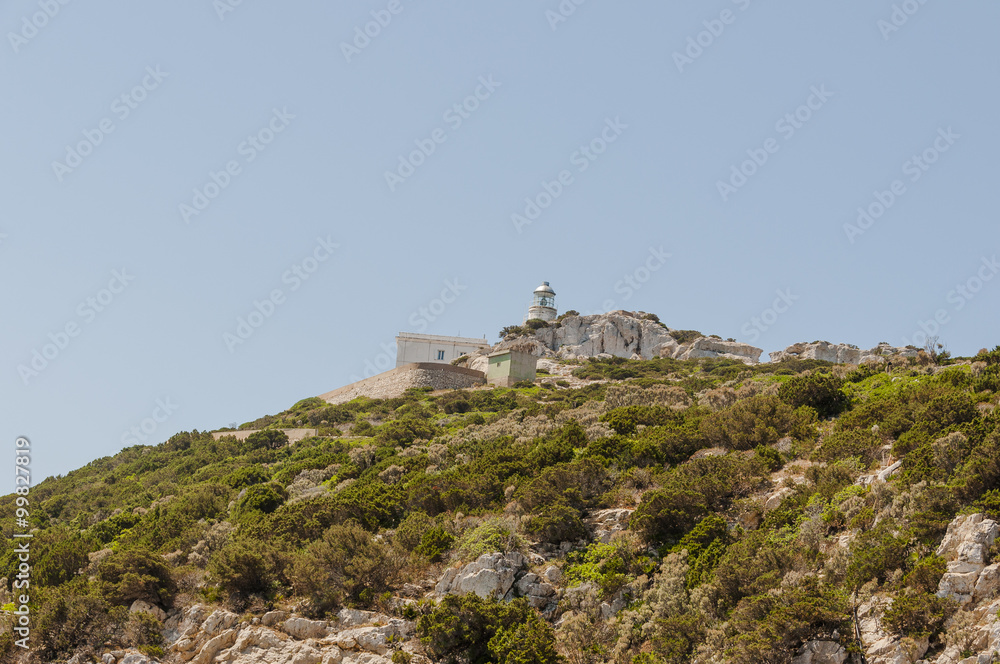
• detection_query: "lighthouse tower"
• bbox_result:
[525,281,557,322]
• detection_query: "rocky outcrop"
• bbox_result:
[668,336,762,364]
[792,640,847,664]
[161,604,417,664]
[434,551,560,612]
[435,552,526,600]
[531,312,676,360]
[936,513,1000,605]
[857,595,929,664]
[583,508,633,543]
[769,341,918,365]
[484,312,763,365]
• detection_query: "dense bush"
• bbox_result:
[95,548,176,608]
[883,591,955,638]
[700,395,812,450]
[778,371,849,418]
[291,521,402,615]
[418,594,560,664]
[244,429,289,451]
[208,537,286,605]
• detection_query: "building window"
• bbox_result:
[437,350,445,360]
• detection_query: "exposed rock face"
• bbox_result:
[435,552,526,600]
[769,341,918,365]
[481,312,764,366]
[936,513,1000,605]
[667,336,762,364]
[161,604,416,664]
[792,640,847,664]
[583,508,634,543]
[532,313,677,360]
[434,551,560,611]
[857,595,929,664]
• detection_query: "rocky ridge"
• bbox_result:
[464,311,919,371]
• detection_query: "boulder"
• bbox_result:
[283,617,330,640]
[435,552,526,600]
[670,336,762,364]
[532,312,676,361]
[937,514,1000,605]
[975,564,1000,601]
[792,640,847,664]
[584,508,633,543]
[129,599,167,622]
[769,341,918,365]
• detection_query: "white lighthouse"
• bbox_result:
[525,281,557,322]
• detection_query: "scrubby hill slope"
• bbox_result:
[3,347,1000,664]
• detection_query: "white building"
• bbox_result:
[395,332,490,368]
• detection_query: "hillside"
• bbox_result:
[3,342,1000,664]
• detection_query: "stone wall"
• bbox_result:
[318,363,486,405]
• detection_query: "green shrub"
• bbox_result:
[237,483,286,515]
[95,548,176,607]
[630,487,707,544]
[883,591,956,638]
[225,466,271,490]
[291,521,401,616]
[418,594,559,664]
[724,578,848,663]
[415,526,456,562]
[600,406,676,436]
[778,372,849,418]
[244,429,289,451]
[845,522,910,592]
[700,395,810,450]
[208,537,286,603]
[669,330,702,344]
[903,555,947,594]
[456,518,524,560]
[524,503,587,544]
[814,429,882,464]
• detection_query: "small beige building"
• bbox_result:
[487,349,537,387]
[395,332,490,368]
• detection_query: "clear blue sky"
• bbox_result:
[2,1,998,492]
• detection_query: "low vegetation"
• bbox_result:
[3,345,999,663]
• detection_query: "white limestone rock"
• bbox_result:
[129,599,167,622]
[583,508,633,543]
[792,640,847,664]
[769,341,918,365]
[937,514,1000,605]
[435,552,526,600]
[670,336,762,364]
